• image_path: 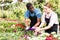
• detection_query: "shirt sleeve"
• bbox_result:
[48,14,57,27]
[35,9,42,18]
[24,11,29,18]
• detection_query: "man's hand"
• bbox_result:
[25,26,30,30]
[32,26,36,29]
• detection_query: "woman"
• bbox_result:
[35,2,59,34]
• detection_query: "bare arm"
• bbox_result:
[33,18,41,27]
[25,18,29,27]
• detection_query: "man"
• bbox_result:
[24,3,41,30]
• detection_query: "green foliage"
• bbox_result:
[34,0,45,11]
[0,31,25,40]
[55,8,60,23]
[0,2,26,20]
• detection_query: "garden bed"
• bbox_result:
[0,20,60,40]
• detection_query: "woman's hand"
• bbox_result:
[34,27,43,36]
[35,27,39,32]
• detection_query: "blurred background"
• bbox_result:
[0,0,60,23]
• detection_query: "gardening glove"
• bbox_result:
[25,26,30,30]
[32,26,35,29]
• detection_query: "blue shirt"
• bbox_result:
[24,8,42,18]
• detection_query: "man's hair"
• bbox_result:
[26,3,33,9]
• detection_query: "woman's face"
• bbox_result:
[43,6,50,14]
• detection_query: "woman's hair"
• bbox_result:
[26,3,33,9]
[44,2,52,8]
[44,2,54,10]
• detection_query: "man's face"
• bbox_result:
[29,5,34,13]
